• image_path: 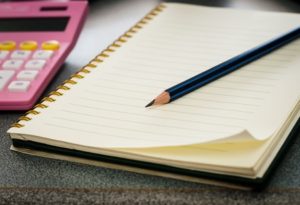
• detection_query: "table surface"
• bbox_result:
[1,0,300,204]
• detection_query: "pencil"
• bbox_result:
[145,26,300,107]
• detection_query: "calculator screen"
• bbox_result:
[0,17,69,32]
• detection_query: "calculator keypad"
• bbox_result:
[20,41,38,51]
[25,60,46,70]
[17,70,39,81]
[33,50,54,59]
[41,40,60,50]
[0,51,9,59]
[8,81,30,92]
[0,41,16,50]
[0,70,15,91]
[0,40,60,93]
[3,60,24,70]
[11,50,31,59]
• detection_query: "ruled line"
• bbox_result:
[60,107,244,128]
[89,80,266,100]
[168,103,254,113]
[52,116,229,138]
[70,101,248,121]
[101,63,276,87]
[45,123,172,143]
[77,94,253,114]
[86,88,260,107]
[106,63,284,79]
[143,29,271,41]
[217,79,274,87]
[150,22,288,35]
[241,69,284,75]
[100,72,178,84]
[94,75,274,90]
[91,78,163,89]
[97,70,279,86]
[206,85,270,94]
[128,44,297,63]
[90,84,154,95]
[126,42,299,59]
[86,89,147,101]
[181,97,260,107]
[126,48,293,65]
[106,64,197,77]
[195,91,264,100]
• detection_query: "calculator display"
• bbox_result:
[0,17,69,32]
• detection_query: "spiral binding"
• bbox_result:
[10,3,166,129]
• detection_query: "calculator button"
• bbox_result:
[25,60,46,70]
[0,51,9,59]
[17,70,39,80]
[33,50,54,59]
[0,70,15,91]
[8,81,30,92]
[42,40,60,50]
[0,41,16,50]
[20,41,38,50]
[11,50,31,59]
[2,60,23,70]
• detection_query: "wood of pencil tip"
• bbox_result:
[145,91,171,107]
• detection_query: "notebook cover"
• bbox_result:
[11,117,300,190]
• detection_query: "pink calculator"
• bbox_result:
[0,0,88,110]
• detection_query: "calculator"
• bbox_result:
[0,0,88,110]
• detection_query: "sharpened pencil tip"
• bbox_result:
[145,100,155,108]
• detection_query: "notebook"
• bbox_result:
[7,3,300,189]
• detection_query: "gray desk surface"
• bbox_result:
[1,0,300,204]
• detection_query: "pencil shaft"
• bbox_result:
[167,26,300,102]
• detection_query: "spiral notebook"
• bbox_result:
[7,3,300,189]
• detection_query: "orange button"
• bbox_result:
[42,40,60,50]
[20,41,38,50]
[0,41,16,50]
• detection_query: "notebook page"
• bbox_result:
[9,3,300,148]
[121,103,300,174]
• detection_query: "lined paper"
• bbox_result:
[9,3,300,148]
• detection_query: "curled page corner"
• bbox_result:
[243,71,300,141]
[247,100,300,142]
[118,129,262,151]
[120,129,261,149]
[203,129,263,145]
[245,89,300,141]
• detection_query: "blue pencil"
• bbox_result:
[145,26,300,107]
